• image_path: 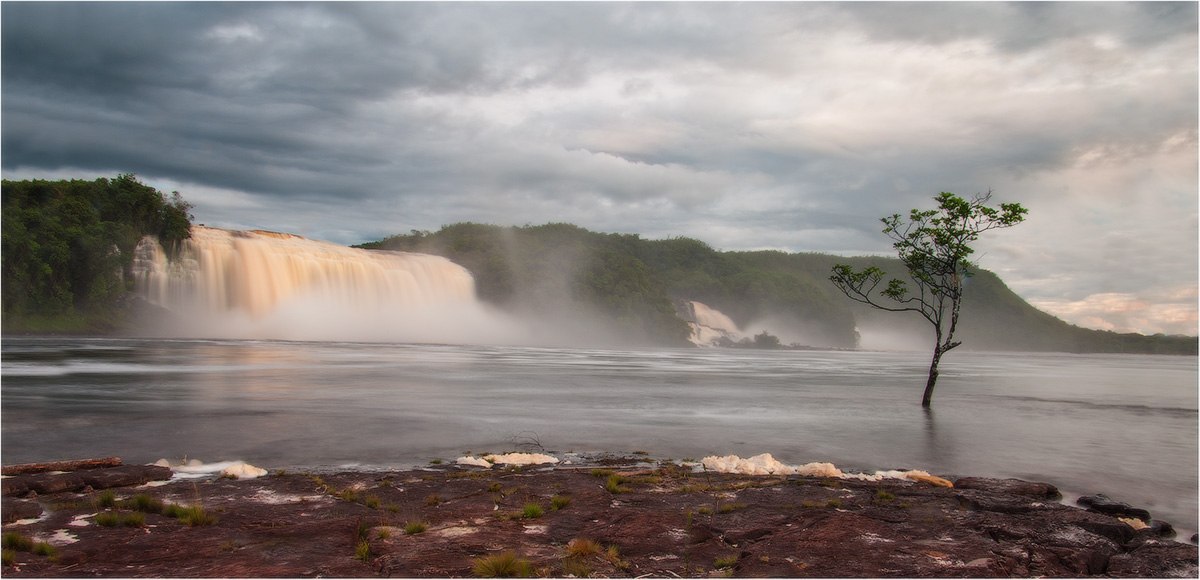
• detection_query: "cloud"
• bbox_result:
[1,2,1195,336]
[1031,288,1198,336]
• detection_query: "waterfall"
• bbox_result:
[683,301,743,346]
[132,226,511,343]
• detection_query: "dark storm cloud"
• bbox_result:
[2,2,1196,334]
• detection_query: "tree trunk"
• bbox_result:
[922,346,943,408]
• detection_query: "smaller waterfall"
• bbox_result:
[132,226,515,343]
[682,301,744,346]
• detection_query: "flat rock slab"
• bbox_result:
[2,465,173,497]
[1,462,1195,578]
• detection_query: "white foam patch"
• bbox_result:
[155,458,267,479]
[701,453,841,477]
[221,463,268,479]
[48,529,79,545]
[482,453,559,466]
[700,453,938,483]
[250,489,328,505]
[456,456,494,468]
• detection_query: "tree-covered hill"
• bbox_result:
[2,175,193,333]
[360,223,1197,355]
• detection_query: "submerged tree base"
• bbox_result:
[2,454,1194,578]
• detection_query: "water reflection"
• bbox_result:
[1,338,1195,531]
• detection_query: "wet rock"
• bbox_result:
[1146,520,1177,539]
[955,489,1038,514]
[1075,519,1135,544]
[954,476,1061,499]
[1077,493,1152,521]
[1,497,43,523]
[1107,538,1200,577]
[0,458,1193,578]
[2,464,172,496]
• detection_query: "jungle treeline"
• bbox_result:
[2,175,193,333]
[0,174,1193,354]
[360,223,1197,355]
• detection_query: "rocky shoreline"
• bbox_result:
[2,455,1196,577]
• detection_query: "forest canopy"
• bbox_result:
[2,174,193,332]
[360,223,1196,355]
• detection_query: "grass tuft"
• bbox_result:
[31,542,57,558]
[560,557,592,578]
[874,488,896,503]
[604,474,630,494]
[604,545,629,570]
[717,502,747,514]
[550,495,571,510]
[714,555,738,570]
[472,551,534,578]
[522,503,544,519]
[564,538,602,558]
[2,533,32,552]
[404,521,428,535]
[589,468,614,478]
[425,494,443,506]
[125,494,165,514]
[2,549,14,567]
[94,490,117,509]
[355,540,372,562]
[173,504,216,526]
[363,495,381,509]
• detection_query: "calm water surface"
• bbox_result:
[3,337,1196,531]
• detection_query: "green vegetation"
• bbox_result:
[604,474,630,494]
[560,557,592,578]
[404,521,428,535]
[716,502,747,514]
[564,538,602,558]
[715,555,739,570]
[355,539,372,562]
[521,503,544,519]
[31,542,56,558]
[94,490,118,509]
[163,504,216,526]
[2,549,14,567]
[832,192,1029,406]
[2,174,194,333]
[471,551,534,578]
[125,494,165,514]
[604,545,629,570]
[360,221,1194,355]
[2,533,33,552]
[549,495,571,510]
[874,488,896,504]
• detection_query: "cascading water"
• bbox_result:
[132,226,517,343]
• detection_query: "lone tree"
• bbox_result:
[830,192,1027,407]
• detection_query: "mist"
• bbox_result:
[131,226,666,348]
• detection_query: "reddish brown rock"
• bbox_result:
[0,458,1194,577]
[2,465,172,497]
[954,476,1061,499]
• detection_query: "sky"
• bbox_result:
[2,2,1196,336]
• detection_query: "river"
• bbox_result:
[2,337,1195,532]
